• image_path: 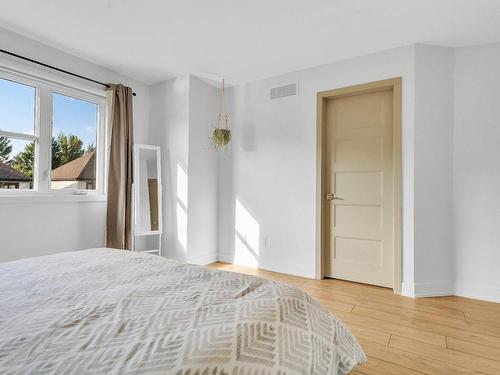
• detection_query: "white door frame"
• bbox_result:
[315,77,402,294]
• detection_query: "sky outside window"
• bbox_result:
[0,78,36,156]
[0,78,98,158]
[52,92,97,152]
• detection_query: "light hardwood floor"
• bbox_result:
[208,262,500,375]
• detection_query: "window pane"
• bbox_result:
[0,137,34,190]
[51,93,97,190]
[0,78,36,135]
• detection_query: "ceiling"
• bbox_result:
[1,0,500,85]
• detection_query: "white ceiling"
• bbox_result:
[1,0,500,85]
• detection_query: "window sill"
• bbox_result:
[0,193,107,203]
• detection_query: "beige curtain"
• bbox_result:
[105,84,134,250]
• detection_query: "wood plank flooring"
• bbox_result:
[208,262,500,375]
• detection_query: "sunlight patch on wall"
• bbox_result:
[234,198,260,268]
[176,164,188,250]
[177,164,188,207]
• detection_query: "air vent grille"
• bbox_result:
[270,83,297,100]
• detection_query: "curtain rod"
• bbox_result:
[0,48,137,96]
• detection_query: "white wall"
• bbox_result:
[149,76,190,261]
[412,45,455,296]
[148,75,219,264]
[219,46,417,286]
[453,42,500,302]
[186,76,219,264]
[0,27,150,262]
[0,199,106,262]
[219,43,500,302]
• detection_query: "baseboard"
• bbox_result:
[217,252,234,264]
[414,282,454,297]
[398,281,455,298]
[188,252,218,266]
[217,252,315,279]
[401,282,415,297]
[216,258,500,304]
[454,282,500,303]
[402,281,499,302]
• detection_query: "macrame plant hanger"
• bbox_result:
[211,78,231,150]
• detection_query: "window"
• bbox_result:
[51,93,98,190]
[0,78,36,190]
[0,68,106,196]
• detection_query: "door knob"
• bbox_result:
[326,193,343,201]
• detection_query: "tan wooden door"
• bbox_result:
[325,89,394,287]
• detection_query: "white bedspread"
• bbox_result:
[0,248,365,374]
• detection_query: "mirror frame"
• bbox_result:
[133,144,163,236]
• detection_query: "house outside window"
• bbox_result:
[0,161,31,189]
[51,150,96,190]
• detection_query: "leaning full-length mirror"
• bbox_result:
[133,145,162,236]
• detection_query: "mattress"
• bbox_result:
[0,248,365,374]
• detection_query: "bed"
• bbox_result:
[0,248,365,374]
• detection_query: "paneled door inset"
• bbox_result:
[325,89,394,287]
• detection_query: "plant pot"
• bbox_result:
[212,128,231,148]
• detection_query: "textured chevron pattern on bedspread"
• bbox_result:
[0,248,365,374]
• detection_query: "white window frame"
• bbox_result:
[0,65,107,200]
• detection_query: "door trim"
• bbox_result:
[315,77,402,294]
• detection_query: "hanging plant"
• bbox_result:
[212,78,231,150]
[212,128,231,147]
